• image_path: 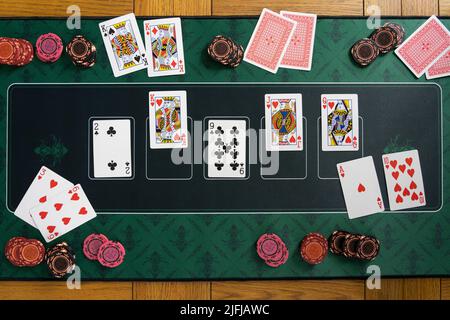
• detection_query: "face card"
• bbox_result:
[92,119,133,178]
[30,184,97,243]
[264,93,303,151]
[243,8,297,74]
[14,166,73,228]
[149,90,188,149]
[99,13,148,77]
[337,156,385,219]
[382,150,426,211]
[144,17,185,77]
[321,94,359,151]
[395,16,450,78]
[426,47,450,79]
[279,11,317,71]
[207,120,247,178]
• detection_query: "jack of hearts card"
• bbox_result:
[321,94,359,151]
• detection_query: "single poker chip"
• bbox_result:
[0,38,17,65]
[370,26,398,54]
[18,239,45,266]
[83,233,109,260]
[265,245,289,268]
[350,38,379,66]
[97,241,126,268]
[4,237,27,266]
[66,35,96,67]
[47,252,75,278]
[383,22,405,47]
[300,232,328,265]
[328,230,350,255]
[356,236,380,261]
[343,234,363,258]
[35,33,63,63]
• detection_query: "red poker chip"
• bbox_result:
[36,33,63,63]
[300,232,328,265]
[83,233,109,260]
[4,237,27,266]
[18,239,45,266]
[97,241,126,268]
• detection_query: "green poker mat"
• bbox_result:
[0,17,449,280]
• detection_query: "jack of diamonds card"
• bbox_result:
[382,149,426,211]
[144,17,185,77]
[99,13,148,77]
[207,120,247,178]
[265,93,303,151]
[321,94,359,151]
[149,90,188,149]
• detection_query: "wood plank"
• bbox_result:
[401,0,438,15]
[133,282,211,300]
[135,0,174,16]
[0,281,132,300]
[174,0,211,16]
[211,280,365,300]
[212,0,363,16]
[439,0,450,15]
[365,278,441,300]
[0,0,133,17]
[364,0,402,16]
[442,279,450,300]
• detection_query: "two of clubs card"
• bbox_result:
[337,150,426,219]
[14,166,96,242]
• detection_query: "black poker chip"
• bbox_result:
[356,236,380,260]
[66,35,96,68]
[350,38,380,66]
[343,234,362,258]
[370,26,398,54]
[383,22,405,47]
[328,230,350,255]
[207,35,243,68]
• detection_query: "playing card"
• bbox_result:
[207,120,247,178]
[337,156,385,219]
[395,16,450,78]
[14,166,73,228]
[321,94,359,151]
[426,47,450,79]
[92,119,133,178]
[144,17,185,77]
[99,13,148,77]
[243,8,297,73]
[382,150,426,211]
[264,93,303,151]
[279,11,317,71]
[149,90,188,149]
[30,184,97,243]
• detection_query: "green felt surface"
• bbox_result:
[0,17,449,280]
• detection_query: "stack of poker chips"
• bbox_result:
[4,237,45,267]
[35,33,63,63]
[83,233,126,268]
[329,230,380,261]
[0,37,34,66]
[66,35,97,68]
[350,22,405,67]
[207,35,244,68]
[300,232,329,265]
[45,242,76,278]
[256,233,289,268]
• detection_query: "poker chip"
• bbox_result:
[356,236,380,261]
[207,35,244,68]
[328,230,350,255]
[300,233,328,265]
[45,242,76,278]
[0,37,33,66]
[97,240,126,268]
[256,233,289,268]
[370,26,398,54]
[83,233,109,260]
[4,237,45,267]
[350,38,379,66]
[383,22,405,47]
[66,35,96,68]
[35,33,63,63]
[343,234,362,259]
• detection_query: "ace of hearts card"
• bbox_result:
[321,94,359,151]
[337,156,385,219]
[149,90,188,149]
[144,17,185,77]
[99,13,148,77]
[382,149,426,211]
[265,93,303,151]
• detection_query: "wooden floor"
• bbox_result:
[0,0,449,300]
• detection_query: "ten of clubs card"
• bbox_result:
[92,119,133,178]
[144,17,185,77]
[337,156,385,219]
[265,93,303,151]
[321,94,359,151]
[382,149,426,211]
[99,13,148,77]
[149,90,188,149]
[207,120,247,178]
